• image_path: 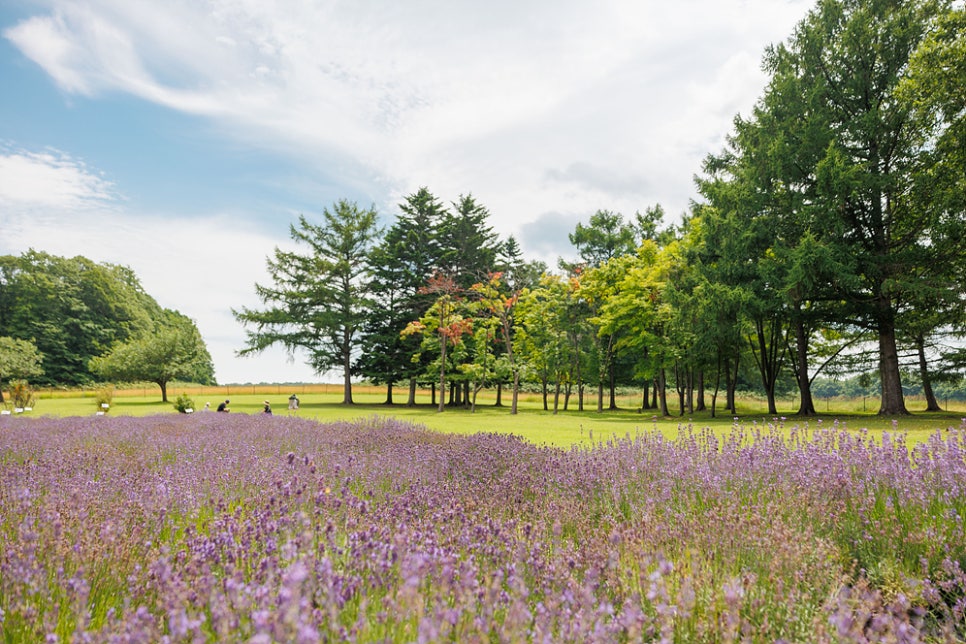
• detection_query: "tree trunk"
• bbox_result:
[675,364,685,416]
[159,380,168,403]
[877,313,908,415]
[792,316,817,416]
[573,345,583,411]
[726,355,738,413]
[597,381,604,413]
[658,368,669,416]
[407,378,417,406]
[342,342,354,404]
[553,380,561,414]
[510,370,520,415]
[711,358,722,419]
[542,377,549,411]
[686,366,694,415]
[750,317,782,415]
[495,382,503,407]
[917,334,942,412]
[608,361,618,410]
[695,370,706,411]
[384,382,394,405]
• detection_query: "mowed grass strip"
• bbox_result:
[16,383,966,447]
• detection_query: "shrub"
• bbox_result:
[173,392,195,414]
[94,385,114,412]
[8,380,36,410]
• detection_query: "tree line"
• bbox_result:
[237,0,965,416]
[0,250,214,403]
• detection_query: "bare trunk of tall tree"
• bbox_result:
[750,317,783,415]
[726,355,738,413]
[341,330,354,404]
[437,339,446,413]
[877,313,908,415]
[511,370,520,415]
[609,362,618,410]
[407,378,417,406]
[916,334,942,412]
[695,370,705,411]
[792,316,817,416]
[658,368,669,416]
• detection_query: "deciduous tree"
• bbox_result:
[402,273,471,413]
[90,311,213,402]
[0,336,44,404]
[0,251,158,385]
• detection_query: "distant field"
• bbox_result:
[10,383,966,447]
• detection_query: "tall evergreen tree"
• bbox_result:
[786,0,952,414]
[437,194,502,289]
[234,200,381,404]
[700,0,955,415]
[356,234,418,404]
[388,188,449,404]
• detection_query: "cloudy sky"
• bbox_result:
[0,0,813,384]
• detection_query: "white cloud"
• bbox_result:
[1,1,818,369]
[0,145,117,211]
[4,0,813,249]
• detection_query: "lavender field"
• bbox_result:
[1,414,965,642]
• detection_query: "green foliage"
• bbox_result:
[0,251,215,392]
[565,209,638,269]
[234,199,381,405]
[438,194,502,289]
[95,385,114,411]
[0,336,44,404]
[402,273,472,412]
[696,0,961,415]
[0,251,162,386]
[90,311,214,402]
[173,392,195,414]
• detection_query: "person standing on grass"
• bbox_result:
[288,394,299,411]
[217,399,230,412]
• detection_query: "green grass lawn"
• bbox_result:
[14,385,965,447]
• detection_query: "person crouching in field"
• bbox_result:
[263,400,272,415]
[217,399,230,412]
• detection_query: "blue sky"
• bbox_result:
[0,0,812,384]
